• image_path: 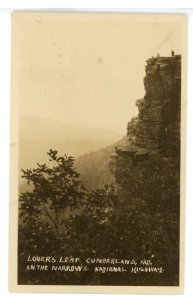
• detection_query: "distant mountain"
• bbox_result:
[74,139,123,191]
[20,117,121,141]
[19,138,118,171]
[19,139,122,193]
[19,117,122,177]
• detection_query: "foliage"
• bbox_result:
[18,150,118,284]
[74,144,115,191]
[18,150,180,286]
[19,149,87,235]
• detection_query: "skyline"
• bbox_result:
[14,13,183,134]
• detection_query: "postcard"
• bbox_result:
[9,12,187,293]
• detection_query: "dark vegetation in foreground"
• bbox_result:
[18,150,180,286]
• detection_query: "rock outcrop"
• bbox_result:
[110,52,181,173]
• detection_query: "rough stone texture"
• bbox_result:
[110,52,181,181]
[127,54,181,152]
[114,53,181,161]
[108,53,181,286]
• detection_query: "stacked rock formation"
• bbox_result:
[112,52,181,166]
[108,52,181,287]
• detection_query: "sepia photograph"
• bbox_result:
[9,12,187,293]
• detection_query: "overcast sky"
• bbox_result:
[13,13,184,134]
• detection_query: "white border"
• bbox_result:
[0,6,193,300]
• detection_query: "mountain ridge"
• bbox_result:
[20,116,121,140]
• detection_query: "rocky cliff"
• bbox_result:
[108,53,181,285]
[110,52,181,176]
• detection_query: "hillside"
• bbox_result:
[75,142,120,191]
[19,138,124,192]
[19,117,121,172]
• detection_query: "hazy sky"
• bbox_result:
[14,13,184,134]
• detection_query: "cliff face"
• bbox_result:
[111,53,181,175]
[127,54,181,151]
[108,53,181,285]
